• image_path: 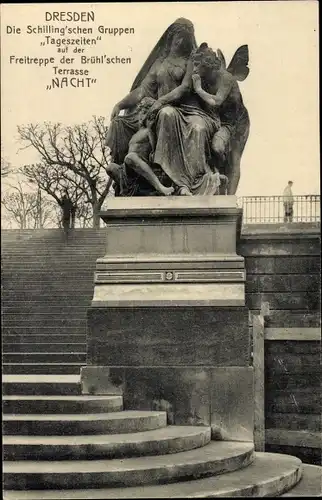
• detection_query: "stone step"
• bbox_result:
[3,395,123,414]
[2,254,94,259]
[1,244,104,250]
[1,260,97,265]
[2,322,87,330]
[2,240,100,245]
[1,246,102,252]
[2,343,87,354]
[3,441,254,490]
[2,334,87,344]
[3,426,211,460]
[2,453,304,498]
[2,256,98,261]
[2,312,89,320]
[2,375,81,396]
[1,248,102,254]
[3,283,92,291]
[1,243,103,249]
[1,229,103,236]
[3,295,92,302]
[3,326,86,333]
[1,252,97,258]
[3,319,86,327]
[3,319,87,328]
[2,363,83,375]
[2,269,94,276]
[281,464,322,496]
[2,375,81,383]
[2,268,95,274]
[6,257,109,263]
[2,274,94,280]
[1,240,103,246]
[3,292,92,300]
[1,247,96,251]
[2,353,87,364]
[3,306,89,314]
[3,411,167,435]
[2,287,91,294]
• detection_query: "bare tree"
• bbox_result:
[29,190,58,228]
[18,117,113,227]
[1,157,12,178]
[1,181,39,229]
[76,200,93,228]
[21,162,94,228]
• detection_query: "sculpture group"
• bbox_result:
[106,18,250,197]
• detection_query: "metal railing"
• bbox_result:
[238,195,320,224]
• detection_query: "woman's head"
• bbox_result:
[130,18,196,91]
[167,18,196,57]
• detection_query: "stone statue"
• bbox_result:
[106,18,250,196]
[191,42,250,194]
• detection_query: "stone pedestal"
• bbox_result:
[83,196,253,441]
[91,196,245,307]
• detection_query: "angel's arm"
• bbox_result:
[197,89,217,107]
[212,75,235,106]
[194,73,234,108]
[193,81,217,108]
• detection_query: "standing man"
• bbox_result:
[283,180,294,223]
[60,190,74,235]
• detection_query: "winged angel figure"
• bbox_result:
[191,43,250,194]
[106,18,250,196]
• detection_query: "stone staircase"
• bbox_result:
[3,375,321,498]
[1,229,106,375]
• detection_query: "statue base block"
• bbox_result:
[92,196,245,307]
[84,196,253,439]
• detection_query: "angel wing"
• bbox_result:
[217,49,226,69]
[227,45,249,81]
[130,35,166,91]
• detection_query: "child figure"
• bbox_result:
[107,97,174,196]
[124,97,174,196]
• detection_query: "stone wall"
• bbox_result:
[239,223,320,326]
[264,334,321,465]
[239,223,320,465]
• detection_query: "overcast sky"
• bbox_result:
[1,1,320,196]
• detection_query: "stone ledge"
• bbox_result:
[91,283,245,307]
[265,327,321,341]
[241,223,320,239]
[100,195,240,221]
